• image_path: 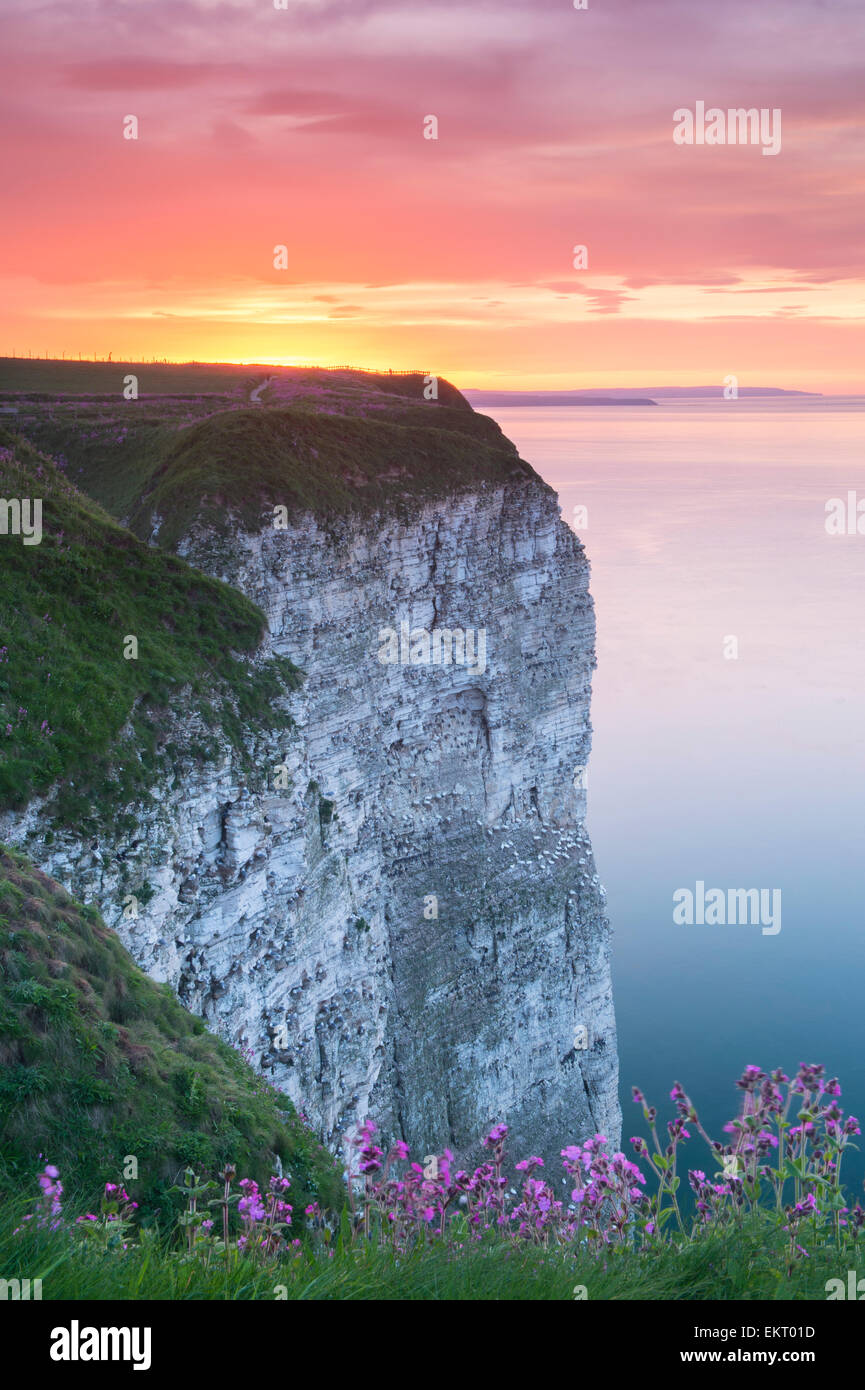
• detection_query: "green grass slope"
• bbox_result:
[7,401,200,522]
[128,404,540,546]
[0,429,298,829]
[0,844,341,1218]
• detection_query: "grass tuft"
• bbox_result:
[0,430,299,829]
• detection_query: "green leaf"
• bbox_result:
[337,1204,352,1255]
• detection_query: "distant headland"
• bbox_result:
[465,386,824,406]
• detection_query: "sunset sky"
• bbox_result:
[2,0,863,390]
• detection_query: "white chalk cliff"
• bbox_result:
[3,402,620,1164]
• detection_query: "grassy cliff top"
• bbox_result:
[0,844,342,1216]
[0,359,469,409]
[0,430,298,827]
[130,404,539,546]
[0,361,547,542]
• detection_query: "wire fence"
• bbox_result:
[290,365,431,376]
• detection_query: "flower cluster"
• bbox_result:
[14,1064,864,1271]
[630,1062,863,1258]
[562,1137,649,1241]
[337,1122,653,1251]
[236,1176,294,1256]
[14,1163,63,1233]
[168,1163,299,1264]
[14,1170,137,1250]
[338,1119,514,1249]
[73,1182,139,1251]
[333,1062,863,1260]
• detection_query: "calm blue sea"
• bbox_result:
[481,399,865,1197]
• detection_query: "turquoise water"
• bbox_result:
[482,399,865,1192]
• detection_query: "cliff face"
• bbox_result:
[2,389,619,1164]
